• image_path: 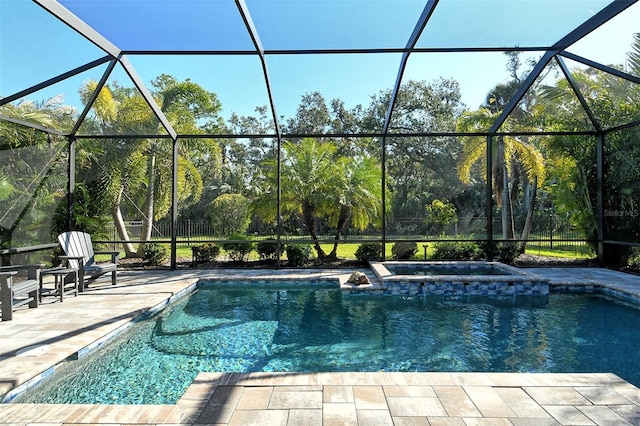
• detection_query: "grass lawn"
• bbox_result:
[172,240,592,262]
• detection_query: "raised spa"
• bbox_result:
[369,261,549,296]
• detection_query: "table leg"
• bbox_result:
[57,274,64,302]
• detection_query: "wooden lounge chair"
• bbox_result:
[57,231,119,290]
[0,264,41,321]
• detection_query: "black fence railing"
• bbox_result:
[104,216,592,256]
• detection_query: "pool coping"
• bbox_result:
[0,267,639,425]
[366,260,550,296]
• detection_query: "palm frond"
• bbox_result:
[628,33,640,75]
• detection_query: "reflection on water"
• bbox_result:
[15,281,640,404]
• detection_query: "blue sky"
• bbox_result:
[1,0,638,123]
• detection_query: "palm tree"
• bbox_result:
[79,80,149,257]
[457,107,546,242]
[254,138,382,260]
[0,98,72,262]
[78,76,221,257]
[326,155,382,258]
[281,138,337,258]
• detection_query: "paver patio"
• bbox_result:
[0,267,638,425]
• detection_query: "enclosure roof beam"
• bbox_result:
[33,0,121,58]
[115,46,555,55]
[0,114,67,136]
[604,118,640,134]
[488,0,636,135]
[235,0,282,140]
[554,0,637,51]
[560,51,640,85]
[0,56,112,107]
[70,129,599,140]
[555,56,602,132]
[382,0,439,135]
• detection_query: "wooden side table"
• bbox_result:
[39,267,78,302]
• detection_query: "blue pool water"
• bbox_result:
[14,280,640,405]
[385,264,507,276]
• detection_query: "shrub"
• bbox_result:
[256,238,279,260]
[431,241,482,260]
[355,242,382,262]
[495,242,521,265]
[478,241,522,264]
[626,247,640,268]
[425,199,457,235]
[210,193,251,237]
[221,234,255,262]
[50,183,110,241]
[192,243,220,264]
[392,241,418,260]
[142,243,168,265]
[285,244,311,266]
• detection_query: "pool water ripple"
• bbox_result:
[14,281,640,404]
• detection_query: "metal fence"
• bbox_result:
[107,216,592,256]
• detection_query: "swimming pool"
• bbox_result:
[383,262,510,275]
[369,261,550,296]
[13,280,640,405]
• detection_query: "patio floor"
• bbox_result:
[0,267,639,425]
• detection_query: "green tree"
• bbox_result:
[456,55,547,245]
[0,97,73,261]
[425,199,457,235]
[210,193,251,237]
[363,79,468,234]
[78,76,222,257]
[326,155,383,258]
[285,92,374,157]
[540,35,640,262]
[253,138,382,260]
[456,108,546,241]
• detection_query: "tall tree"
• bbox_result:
[363,79,468,234]
[456,108,546,241]
[78,75,223,257]
[253,138,382,260]
[136,75,222,253]
[540,35,640,262]
[0,99,75,264]
[457,54,548,246]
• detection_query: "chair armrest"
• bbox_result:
[59,255,84,266]
[95,251,120,264]
[0,270,18,277]
[0,264,43,279]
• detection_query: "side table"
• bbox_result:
[40,267,79,302]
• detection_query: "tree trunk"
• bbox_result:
[328,205,350,259]
[302,202,326,258]
[138,149,156,255]
[518,178,538,251]
[112,187,138,257]
[501,164,515,239]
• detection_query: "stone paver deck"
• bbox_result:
[0,267,639,425]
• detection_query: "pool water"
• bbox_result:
[386,265,507,276]
[15,281,640,405]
